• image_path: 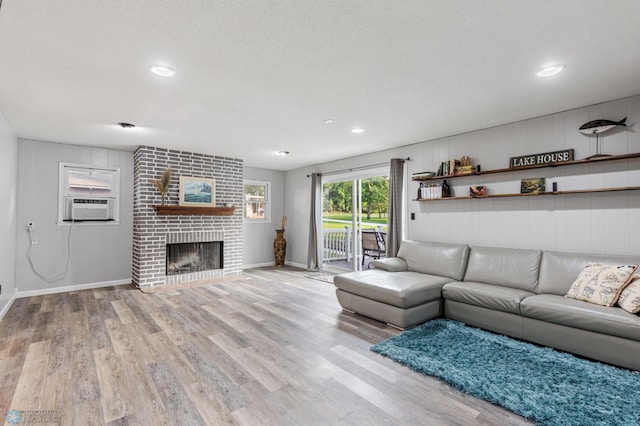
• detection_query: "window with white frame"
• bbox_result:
[244,180,270,222]
[58,162,120,224]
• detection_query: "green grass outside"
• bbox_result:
[323,212,387,223]
[322,212,388,230]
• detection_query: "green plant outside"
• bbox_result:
[322,176,389,230]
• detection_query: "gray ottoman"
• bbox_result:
[334,269,450,329]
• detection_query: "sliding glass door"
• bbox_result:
[321,170,389,271]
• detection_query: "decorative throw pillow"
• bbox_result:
[617,274,640,314]
[565,263,637,307]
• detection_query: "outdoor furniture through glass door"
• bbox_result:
[362,229,386,267]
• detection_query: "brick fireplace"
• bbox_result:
[132,146,243,289]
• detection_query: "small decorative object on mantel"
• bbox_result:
[510,149,574,169]
[153,167,172,206]
[579,117,627,159]
[521,178,546,194]
[274,216,287,267]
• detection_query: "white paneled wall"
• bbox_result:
[407,95,640,256]
[15,139,134,293]
[283,94,640,268]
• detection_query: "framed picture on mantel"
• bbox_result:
[179,176,216,207]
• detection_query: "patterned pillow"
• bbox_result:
[617,274,640,314]
[565,263,637,307]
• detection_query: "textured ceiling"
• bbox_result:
[1,1,639,170]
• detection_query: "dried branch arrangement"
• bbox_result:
[153,167,172,205]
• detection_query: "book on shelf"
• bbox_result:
[418,182,443,199]
[436,159,462,176]
[412,171,435,179]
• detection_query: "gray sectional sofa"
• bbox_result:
[334,240,640,370]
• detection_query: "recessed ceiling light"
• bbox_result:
[351,128,365,134]
[117,122,136,129]
[277,151,290,156]
[536,64,565,78]
[149,65,175,77]
[323,119,334,124]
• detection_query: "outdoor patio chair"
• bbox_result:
[362,229,386,267]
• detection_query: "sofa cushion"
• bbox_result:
[463,246,542,292]
[521,294,640,342]
[538,250,640,296]
[565,263,637,307]
[333,269,451,308]
[617,275,640,314]
[442,281,534,314]
[370,257,408,272]
[396,240,470,280]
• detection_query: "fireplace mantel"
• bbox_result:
[152,205,235,216]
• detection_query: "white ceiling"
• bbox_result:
[1,1,639,171]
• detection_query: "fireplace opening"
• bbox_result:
[166,241,223,276]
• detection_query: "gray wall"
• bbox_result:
[0,113,18,317]
[16,139,133,294]
[243,166,285,268]
[284,94,640,268]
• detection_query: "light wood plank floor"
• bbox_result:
[0,267,531,425]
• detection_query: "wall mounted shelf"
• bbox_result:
[152,205,235,216]
[413,152,640,202]
[411,152,640,182]
[413,186,640,202]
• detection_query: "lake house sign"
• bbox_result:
[510,149,574,169]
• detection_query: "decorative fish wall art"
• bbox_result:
[579,117,627,135]
[579,117,628,159]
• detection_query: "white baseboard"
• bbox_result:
[16,278,132,299]
[285,261,308,269]
[242,261,276,269]
[243,261,311,270]
[0,294,16,321]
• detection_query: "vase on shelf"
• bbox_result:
[274,229,287,266]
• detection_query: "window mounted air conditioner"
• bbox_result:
[64,197,115,221]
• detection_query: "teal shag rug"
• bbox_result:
[371,319,640,426]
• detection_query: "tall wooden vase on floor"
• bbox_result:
[274,229,286,266]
